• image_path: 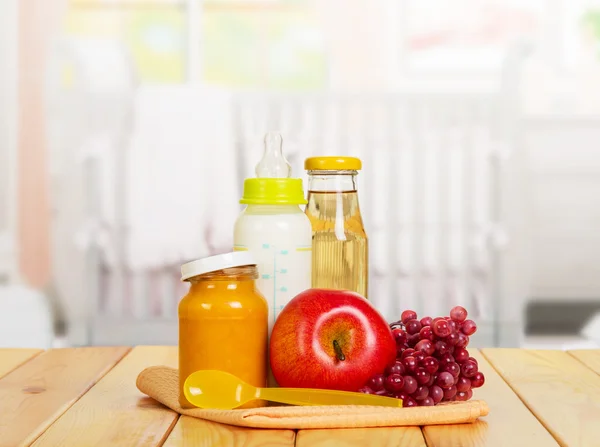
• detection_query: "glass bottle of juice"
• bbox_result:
[178,252,268,409]
[304,157,368,298]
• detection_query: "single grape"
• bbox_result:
[456,391,469,401]
[469,356,479,366]
[403,356,418,372]
[405,319,422,335]
[432,319,451,337]
[419,326,434,341]
[358,386,374,394]
[438,353,455,366]
[385,374,405,392]
[446,319,458,332]
[401,348,415,360]
[434,340,450,356]
[420,316,433,327]
[403,397,418,407]
[419,397,435,406]
[436,371,454,388]
[392,328,408,346]
[456,376,471,392]
[471,372,485,388]
[450,305,467,322]
[445,332,460,346]
[422,356,439,374]
[426,375,436,387]
[456,332,469,348]
[466,389,473,400]
[407,333,421,347]
[386,360,406,376]
[393,391,408,401]
[367,374,385,391]
[462,320,477,336]
[415,368,431,385]
[415,339,435,356]
[444,362,461,378]
[454,348,469,363]
[461,360,478,378]
[413,385,429,400]
[402,376,418,394]
[413,351,426,363]
[430,385,444,404]
[443,385,457,400]
[401,310,417,324]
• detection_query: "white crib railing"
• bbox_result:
[81,88,525,348]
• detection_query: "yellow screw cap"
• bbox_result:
[304,156,362,171]
[240,178,307,205]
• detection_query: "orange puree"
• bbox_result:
[178,264,268,409]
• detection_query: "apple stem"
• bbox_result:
[333,340,345,361]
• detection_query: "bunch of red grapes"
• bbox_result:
[358,306,485,407]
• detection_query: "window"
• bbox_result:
[65,0,186,83]
[63,0,327,88]
[400,0,546,73]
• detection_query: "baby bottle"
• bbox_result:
[234,132,312,337]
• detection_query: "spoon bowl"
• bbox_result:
[185,370,260,410]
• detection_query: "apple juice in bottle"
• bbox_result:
[304,157,368,298]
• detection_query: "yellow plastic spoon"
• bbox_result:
[184,370,403,410]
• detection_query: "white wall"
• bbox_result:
[525,117,600,301]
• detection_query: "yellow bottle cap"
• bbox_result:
[240,178,307,205]
[304,156,362,171]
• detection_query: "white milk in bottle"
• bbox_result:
[234,133,312,342]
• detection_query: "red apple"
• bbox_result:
[269,288,396,392]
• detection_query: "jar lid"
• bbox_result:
[240,178,307,205]
[305,156,362,171]
[181,252,257,281]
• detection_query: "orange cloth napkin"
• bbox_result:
[136,366,489,429]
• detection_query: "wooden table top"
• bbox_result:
[0,347,599,447]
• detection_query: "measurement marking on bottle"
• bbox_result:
[259,243,301,326]
[272,245,277,326]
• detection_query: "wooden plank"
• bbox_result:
[569,349,600,375]
[33,346,179,447]
[164,416,296,447]
[0,348,42,378]
[0,347,130,447]
[423,350,558,447]
[482,348,600,447]
[296,427,426,447]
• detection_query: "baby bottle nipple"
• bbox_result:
[255,132,292,178]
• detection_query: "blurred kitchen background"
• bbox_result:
[1,0,600,350]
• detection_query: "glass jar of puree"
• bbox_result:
[179,252,268,409]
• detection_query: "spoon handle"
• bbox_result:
[258,387,403,407]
